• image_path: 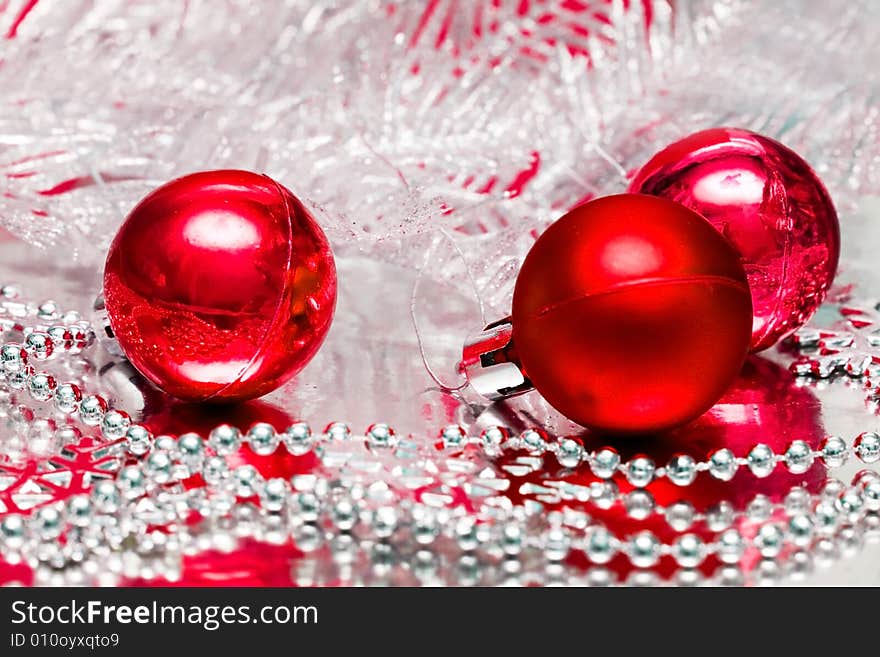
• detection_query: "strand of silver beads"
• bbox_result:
[1,418,879,585]
[452,425,879,486]
[0,286,879,585]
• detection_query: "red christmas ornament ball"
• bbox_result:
[511,194,752,434]
[103,170,337,402]
[629,127,839,351]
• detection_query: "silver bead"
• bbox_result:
[785,548,812,579]
[836,489,864,521]
[145,451,173,484]
[27,372,56,402]
[627,531,660,568]
[716,565,745,587]
[0,284,19,299]
[33,506,64,540]
[480,426,506,455]
[746,495,772,521]
[413,509,439,545]
[788,514,814,547]
[813,499,840,535]
[590,480,619,509]
[47,326,69,348]
[24,332,53,360]
[282,422,314,455]
[202,456,229,485]
[498,523,523,556]
[177,433,205,470]
[819,436,848,467]
[590,447,621,479]
[66,495,92,528]
[293,492,321,523]
[838,526,864,556]
[101,409,131,440]
[626,570,660,587]
[117,465,147,499]
[440,424,467,449]
[747,444,775,478]
[91,480,121,513]
[454,518,479,552]
[821,478,846,499]
[854,432,880,463]
[783,487,811,514]
[666,454,697,486]
[259,478,289,513]
[331,499,358,531]
[6,367,29,390]
[625,455,655,488]
[78,395,107,426]
[584,526,617,564]
[674,569,703,587]
[784,440,814,474]
[0,514,26,549]
[586,567,615,587]
[556,438,583,468]
[706,501,735,531]
[543,527,571,562]
[753,523,785,558]
[36,300,59,321]
[292,523,321,553]
[665,501,696,531]
[366,423,397,449]
[0,343,26,372]
[324,421,351,441]
[755,558,783,586]
[233,465,261,498]
[520,429,546,453]
[247,423,279,456]
[672,534,706,568]
[371,507,398,538]
[53,382,82,414]
[624,490,655,520]
[862,479,880,512]
[716,528,745,564]
[125,425,152,456]
[209,424,241,455]
[154,435,176,453]
[708,448,738,481]
[456,554,481,586]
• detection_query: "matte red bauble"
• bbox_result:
[630,127,840,352]
[103,170,337,402]
[463,194,752,434]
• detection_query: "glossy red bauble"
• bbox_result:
[511,194,752,434]
[630,127,840,351]
[103,170,337,402]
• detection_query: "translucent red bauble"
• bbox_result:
[510,194,753,434]
[630,127,840,352]
[103,170,337,402]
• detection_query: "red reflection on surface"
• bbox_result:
[128,399,317,586]
[496,356,827,580]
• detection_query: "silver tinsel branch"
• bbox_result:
[0,0,876,314]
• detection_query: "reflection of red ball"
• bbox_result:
[104,170,337,402]
[511,194,752,434]
[630,127,839,351]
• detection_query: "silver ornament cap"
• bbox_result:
[461,317,532,400]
